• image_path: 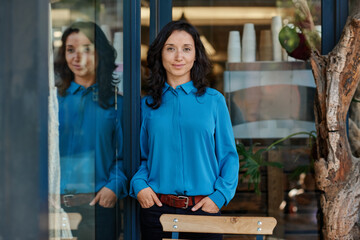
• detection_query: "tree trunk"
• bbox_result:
[310,11,360,240]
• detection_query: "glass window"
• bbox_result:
[172,0,321,239]
[348,0,360,160]
[349,0,358,15]
[141,0,150,96]
[50,1,127,239]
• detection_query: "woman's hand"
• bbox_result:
[90,187,117,208]
[191,197,219,213]
[137,187,162,208]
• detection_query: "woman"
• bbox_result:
[54,21,127,240]
[130,21,239,240]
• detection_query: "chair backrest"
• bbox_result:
[66,212,82,230]
[49,212,82,240]
[49,212,82,230]
[160,214,277,239]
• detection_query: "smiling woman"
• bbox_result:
[64,32,96,87]
[130,21,239,240]
[161,30,196,88]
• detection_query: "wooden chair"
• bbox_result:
[49,212,82,240]
[160,214,277,240]
[65,212,82,230]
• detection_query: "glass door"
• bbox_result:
[50,1,129,239]
[171,1,322,239]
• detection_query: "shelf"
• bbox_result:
[224,63,315,92]
[226,61,312,71]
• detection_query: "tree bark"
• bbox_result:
[310,12,360,240]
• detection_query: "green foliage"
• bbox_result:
[288,131,317,180]
[237,143,283,195]
[236,131,317,194]
[352,97,360,103]
[289,160,314,180]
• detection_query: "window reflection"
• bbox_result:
[50,1,126,239]
[54,21,127,240]
[348,0,360,159]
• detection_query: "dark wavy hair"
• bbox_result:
[146,21,211,109]
[54,21,118,109]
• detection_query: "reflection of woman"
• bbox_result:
[55,21,127,240]
[130,21,239,240]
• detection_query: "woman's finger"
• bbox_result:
[151,192,163,207]
[191,198,205,211]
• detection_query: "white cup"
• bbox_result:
[227,31,241,63]
[242,23,256,62]
[259,30,272,61]
[113,32,124,94]
[113,32,123,64]
[315,25,322,37]
[101,24,112,43]
[271,16,283,61]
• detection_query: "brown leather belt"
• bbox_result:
[157,194,205,209]
[61,193,95,207]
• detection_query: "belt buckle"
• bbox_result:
[178,196,189,209]
[63,194,74,207]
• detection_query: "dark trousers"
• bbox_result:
[140,204,223,240]
[62,203,120,240]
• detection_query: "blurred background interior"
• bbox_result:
[50,1,326,239]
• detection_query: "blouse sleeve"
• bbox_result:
[208,94,239,209]
[129,161,150,198]
[105,97,128,199]
[129,98,151,198]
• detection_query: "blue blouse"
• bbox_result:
[130,81,239,209]
[58,81,127,199]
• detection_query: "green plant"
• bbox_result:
[237,131,317,194]
[278,0,321,60]
[352,97,360,103]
